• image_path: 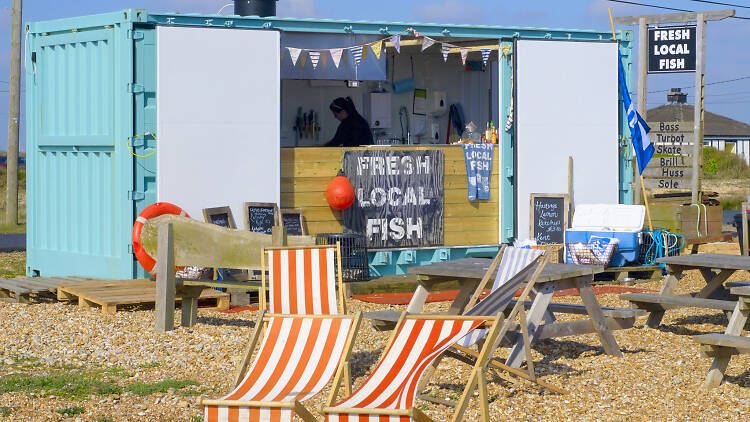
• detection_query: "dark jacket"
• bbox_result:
[327,114,374,147]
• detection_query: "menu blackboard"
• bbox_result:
[530,194,569,245]
[202,206,236,229]
[281,209,306,236]
[244,202,279,234]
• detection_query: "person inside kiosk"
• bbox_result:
[324,97,374,147]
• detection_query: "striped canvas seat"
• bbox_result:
[458,247,544,347]
[324,316,490,422]
[203,314,359,422]
[263,245,345,315]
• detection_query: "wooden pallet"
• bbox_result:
[0,276,102,303]
[599,265,662,281]
[57,279,230,314]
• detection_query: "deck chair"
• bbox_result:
[323,313,504,422]
[202,311,362,422]
[261,244,346,315]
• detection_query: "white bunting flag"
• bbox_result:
[351,46,363,65]
[288,47,302,67]
[309,50,321,69]
[330,48,344,68]
[442,45,450,62]
[421,37,436,52]
[480,48,491,66]
[460,48,469,66]
[390,35,401,53]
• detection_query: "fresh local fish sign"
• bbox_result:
[342,150,444,247]
[648,25,696,73]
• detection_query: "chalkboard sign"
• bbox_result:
[202,206,236,229]
[244,202,280,234]
[281,209,307,236]
[529,194,569,245]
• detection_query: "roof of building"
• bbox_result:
[647,103,750,138]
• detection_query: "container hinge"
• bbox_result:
[127,83,144,94]
[127,244,134,254]
[128,190,145,201]
[127,30,144,40]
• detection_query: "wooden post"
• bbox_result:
[742,202,748,256]
[272,225,287,247]
[155,223,176,332]
[567,156,573,225]
[692,14,706,204]
[635,16,647,206]
[5,0,21,226]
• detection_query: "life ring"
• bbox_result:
[132,202,189,275]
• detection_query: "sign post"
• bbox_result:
[614,9,734,204]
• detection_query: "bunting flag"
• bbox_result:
[390,35,401,53]
[441,45,450,62]
[330,48,344,68]
[320,53,329,69]
[351,46,363,65]
[409,27,421,37]
[288,47,302,67]
[480,48,491,66]
[370,41,383,60]
[460,48,469,66]
[362,45,368,61]
[422,37,435,52]
[298,53,308,68]
[308,51,321,69]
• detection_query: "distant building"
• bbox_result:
[648,88,750,165]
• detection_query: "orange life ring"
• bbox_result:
[132,202,189,275]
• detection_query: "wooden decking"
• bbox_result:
[57,279,229,313]
[0,276,101,303]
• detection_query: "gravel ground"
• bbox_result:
[1,243,749,421]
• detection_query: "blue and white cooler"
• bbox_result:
[564,204,646,267]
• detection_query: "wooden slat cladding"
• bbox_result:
[280,146,500,246]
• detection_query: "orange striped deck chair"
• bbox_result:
[323,313,505,422]
[261,244,346,315]
[202,311,362,422]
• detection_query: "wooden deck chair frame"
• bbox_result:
[202,311,363,422]
[323,312,506,422]
[260,243,346,314]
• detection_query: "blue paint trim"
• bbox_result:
[499,41,514,243]
[617,30,635,205]
[368,245,501,276]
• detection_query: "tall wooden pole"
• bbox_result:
[635,17,647,206]
[5,0,22,226]
[692,14,706,204]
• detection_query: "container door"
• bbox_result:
[514,39,619,241]
[26,24,135,278]
[155,26,281,222]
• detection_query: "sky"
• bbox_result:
[1,0,749,151]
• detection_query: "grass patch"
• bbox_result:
[57,406,85,417]
[0,368,126,400]
[137,362,162,369]
[720,196,747,211]
[96,417,114,422]
[0,251,26,278]
[0,406,17,417]
[125,379,199,396]
[704,146,750,179]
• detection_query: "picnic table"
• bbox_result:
[369,258,643,368]
[694,285,750,389]
[621,253,750,329]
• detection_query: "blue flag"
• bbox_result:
[618,52,654,174]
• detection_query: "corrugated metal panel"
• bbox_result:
[26,12,137,278]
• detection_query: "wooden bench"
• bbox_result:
[693,286,750,389]
[621,292,737,313]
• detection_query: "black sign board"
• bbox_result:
[648,25,696,73]
[281,209,306,236]
[202,206,236,229]
[530,194,569,245]
[342,150,444,248]
[244,202,280,234]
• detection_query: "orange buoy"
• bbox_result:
[326,175,355,210]
[132,202,189,275]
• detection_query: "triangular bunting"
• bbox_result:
[351,46,363,65]
[409,27,421,38]
[320,52,328,69]
[298,53,308,68]
[370,41,383,60]
[442,45,450,62]
[460,48,469,66]
[480,48,491,66]
[390,35,401,53]
[309,50,321,69]
[287,47,302,67]
[362,45,368,61]
[422,37,435,52]
[331,48,344,68]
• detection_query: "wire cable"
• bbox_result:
[684,0,750,10]
[647,75,750,93]
[607,0,750,20]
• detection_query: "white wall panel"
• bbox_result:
[157,26,280,222]
[516,40,619,241]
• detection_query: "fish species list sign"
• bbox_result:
[648,25,696,73]
[644,121,695,189]
[342,150,444,247]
